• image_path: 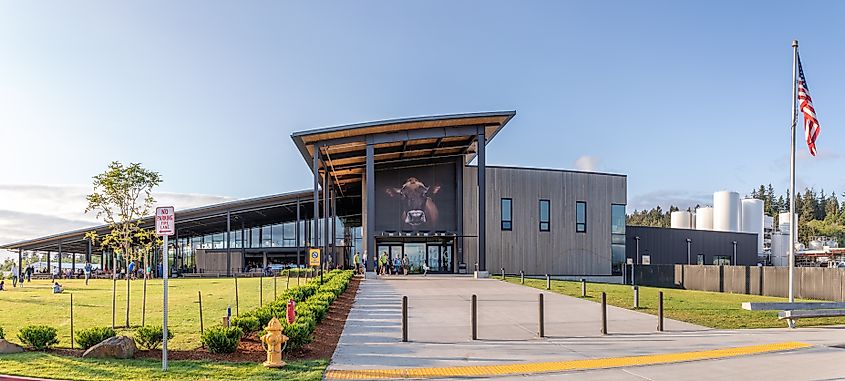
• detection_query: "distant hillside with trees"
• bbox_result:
[627,184,845,245]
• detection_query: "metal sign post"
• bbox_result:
[155,206,175,372]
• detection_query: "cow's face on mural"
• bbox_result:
[386,177,441,227]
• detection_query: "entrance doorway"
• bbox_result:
[375,240,454,273]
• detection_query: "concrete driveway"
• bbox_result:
[327,275,845,380]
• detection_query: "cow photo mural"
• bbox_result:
[375,163,457,232]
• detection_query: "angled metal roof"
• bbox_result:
[290,111,516,188]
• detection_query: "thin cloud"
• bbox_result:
[574,155,600,171]
[0,184,234,247]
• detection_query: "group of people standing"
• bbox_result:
[352,252,427,276]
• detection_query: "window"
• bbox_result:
[610,204,626,275]
[697,254,705,265]
[576,201,587,233]
[539,200,550,231]
[713,255,731,266]
[501,198,512,231]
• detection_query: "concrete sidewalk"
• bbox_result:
[328,276,845,379]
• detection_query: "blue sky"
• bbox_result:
[1,1,844,246]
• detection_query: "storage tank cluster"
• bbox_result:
[669,190,768,254]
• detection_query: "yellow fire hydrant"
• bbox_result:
[260,317,289,368]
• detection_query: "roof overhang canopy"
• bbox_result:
[290,111,515,187]
[0,190,316,254]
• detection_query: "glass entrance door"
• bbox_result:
[426,244,452,273]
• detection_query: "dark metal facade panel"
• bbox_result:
[625,226,758,266]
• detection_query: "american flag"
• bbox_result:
[797,52,820,156]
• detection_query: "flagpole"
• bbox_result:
[788,40,798,304]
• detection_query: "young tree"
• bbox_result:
[85,161,161,328]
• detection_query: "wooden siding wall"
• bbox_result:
[463,167,626,276]
[195,249,243,274]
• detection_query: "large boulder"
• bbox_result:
[82,335,136,359]
[0,339,24,354]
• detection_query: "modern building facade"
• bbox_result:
[625,226,758,267]
[2,111,629,277]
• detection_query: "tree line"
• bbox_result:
[627,184,845,245]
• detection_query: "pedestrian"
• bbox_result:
[52,281,63,294]
[128,261,136,280]
[402,255,409,275]
[11,264,19,288]
[379,252,388,275]
[422,262,430,277]
[393,256,401,275]
[353,252,361,274]
[25,265,32,282]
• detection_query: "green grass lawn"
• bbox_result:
[0,276,304,350]
[0,352,327,381]
[504,276,845,329]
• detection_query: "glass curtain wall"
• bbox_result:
[611,204,626,275]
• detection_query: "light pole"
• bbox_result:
[633,236,640,286]
[732,241,737,266]
[686,238,692,265]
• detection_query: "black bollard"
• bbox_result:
[581,278,586,297]
[601,292,607,335]
[198,291,204,339]
[658,291,664,332]
[539,293,545,338]
[546,274,551,290]
[402,296,408,342]
[501,268,505,280]
[521,270,525,284]
[471,294,477,340]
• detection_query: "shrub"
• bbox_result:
[135,325,174,350]
[231,315,261,333]
[76,327,116,350]
[201,326,243,354]
[17,325,59,350]
[284,321,313,349]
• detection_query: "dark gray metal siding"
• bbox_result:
[626,226,758,266]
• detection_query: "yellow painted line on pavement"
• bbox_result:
[325,341,811,380]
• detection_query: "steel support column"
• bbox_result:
[87,239,92,263]
[365,143,375,272]
[18,249,23,279]
[47,251,51,273]
[226,210,232,276]
[58,242,63,276]
[296,198,301,266]
[313,144,321,256]
[477,131,487,272]
[323,171,329,270]
[331,188,337,268]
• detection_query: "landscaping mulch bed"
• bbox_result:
[47,275,361,363]
[287,276,360,361]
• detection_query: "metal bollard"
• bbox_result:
[546,274,551,290]
[471,294,477,340]
[520,270,525,284]
[501,268,506,280]
[402,296,408,342]
[539,293,545,338]
[601,292,607,335]
[633,285,639,309]
[658,291,664,332]
[581,278,587,297]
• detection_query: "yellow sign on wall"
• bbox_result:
[309,248,321,267]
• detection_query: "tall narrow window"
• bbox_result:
[610,204,626,275]
[539,199,550,231]
[576,201,587,233]
[501,198,512,231]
